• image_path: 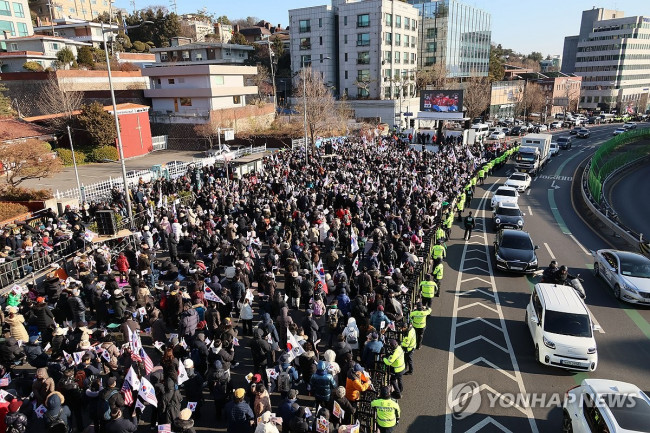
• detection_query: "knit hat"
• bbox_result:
[234,388,246,399]
[334,386,346,399]
[36,297,46,303]
[377,305,384,311]
[183,359,194,369]
[179,408,192,421]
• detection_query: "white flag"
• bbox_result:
[351,230,359,254]
[177,360,189,385]
[73,351,85,365]
[125,366,141,390]
[135,398,146,412]
[286,329,305,362]
[138,377,158,407]
[204,286,225,304]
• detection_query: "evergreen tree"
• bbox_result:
[0,78,15,117]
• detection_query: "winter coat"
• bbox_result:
[179,308,199,337]
[259,313,279,343]
[345,370,371,401]
[5,313,29,342]
[115,255,130,273]
[172,418,197,433]
[5,409,28,433]
[67,295,85,315]
[32,368,55,405]
[253,390,272,417]
[111,294,128,319]
[310,368,336,402]
[238,301,254,320]
[44,393,72,430]
[341,317,360,350]
[104,417,138,433]
[369,310,392,331]
[151,317,168,343]
[250,328,271,367]
[27,303,55,331]
[223,400,254,433]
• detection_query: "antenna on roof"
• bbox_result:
[169,0,177,15]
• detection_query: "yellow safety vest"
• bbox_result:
[457,194,465,211]
[401,327,416,352]
[410,309,431,328]
[371,398,401,428]
[419,280,437,298]
[433,263,444,280]
[444,214,454,228]
[435,227,445,242]
[383,346,405,373]
[432,245,446,260]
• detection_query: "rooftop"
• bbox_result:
[150,43,254,52]
[23,103,149,122]
[0,117,55,142]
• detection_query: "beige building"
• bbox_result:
[29,0,111,23]
[33,18,118,48]
[180,14,213,42]
[0,0,32,38]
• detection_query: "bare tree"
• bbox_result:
[250,65,272,102]
[515,82,546,120]
[40,74,83,131]
[0,139,63,188]
[416,62,450,91]
[463,76,491,120]
[194,117,226,151]
[297,67,348,147]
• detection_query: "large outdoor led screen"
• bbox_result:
[420,90,463,112]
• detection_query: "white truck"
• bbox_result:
[515,133,551,175]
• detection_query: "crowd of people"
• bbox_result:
[0,135,516,433]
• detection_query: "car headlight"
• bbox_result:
[587,347,597,354]
[495,254,506,263]
[543,336,555,349]
[517,220,523,226]
[495,218,501,224]
[530,258,538,266]
[622,283,638,295]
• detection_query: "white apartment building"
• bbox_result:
[149,42,253,66]
[0,35,88,72]
[0,0,32,38]
[33,19,119,48]
[290,0,418,100]
[567,9,650,113]
[142,64,258,124]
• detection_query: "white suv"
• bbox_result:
[490,186,519,209]
[564,379,650,432]
[526,283,598,372]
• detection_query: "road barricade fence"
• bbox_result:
[582,127,650,255]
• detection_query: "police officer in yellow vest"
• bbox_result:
[419,273,438,307]
[435,225,446,243]
[433,261,444,296]
[401,323,416,375]
[371,386,401,433]
[478,165,486,185]
[443,211,454,240]
[410,301,432,349]
[432,239,446,265]
[456,192,466,220]
[383,339,405,398]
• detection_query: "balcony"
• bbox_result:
[357,58,370,65]
[357,40,370,47]
[299,26,311,33]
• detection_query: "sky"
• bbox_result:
[114,0,649,55]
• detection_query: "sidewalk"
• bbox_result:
[24,149,203,193]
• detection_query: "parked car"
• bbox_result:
[563,379,650,433]
[490,186,519,208]
[493,202,525,230]
[494,229,538,273]
[526,283,598,371]
[577,128,591,138]
[504,172,532,192]
[612,127,627,136]
[594,249,650,304]
[557,136,573,149]
[489,130,506,140]
[509,126,524,136]
[535,124,548,131]
[549,142,559,156]
[550,121,563,129]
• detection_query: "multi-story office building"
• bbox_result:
[563,8,650,113]
[0,0,32,39]
[408,0,490,77]
[290,0,419,101]
[29,0,111,23]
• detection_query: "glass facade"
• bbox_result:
[409,0,491,77]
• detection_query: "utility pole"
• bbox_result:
[46,0,55,35]
[169,0,177,15]
[130,0,136,15]
[67,125,83,203]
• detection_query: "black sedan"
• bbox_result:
[509,126,524,136]
[493,229,539,273]
[577,128,590,138]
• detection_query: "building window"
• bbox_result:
[357,51,370,65]
[300,54,310,66]
[233,95,241,104]
[12,2,23,17]
[9,42,17,50]
[319,36,322,45]
[411,53,416,64]
[318,18,322,28]
[0,1,10,16]
[404,35,409,47]
[344,53,348,62]
[168,79,175,84]
[357,69,370,81]
[161,53,168,61]
[68,7,75,13]
[358,88,369,98]
[405,17,410,29]
[427,28,437,39]
[51,42,59,50]
[395,15,401,28]
[395,52,400,63]
[426,42,436,53]
[385,87,391,98]
[300,37,311,50]
[425,56,435,66]
[180,97,192,106]
[344,71,348,79]
[319,53,324,63]
[299,19,310,33]
[385,32,392,45]
[357,33,370,46]
[17,22,26,36]
[384,51,391,63]
[403,52,408,64]
[395,33,401,46]
[344,35,347,44]
[385,13,392,27]
[357,14,369,28]
[212,76,224,85]
[195,53,202,61]
[344,16,347,26]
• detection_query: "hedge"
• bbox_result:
[57,148,87,166]
[0,202,29,222]
[0,187,52,201]
[89,146,119,162]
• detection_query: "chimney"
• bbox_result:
[265,22,271,30]
[234,24,240,33]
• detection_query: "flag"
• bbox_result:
[131,350,143,363]
[204,286,225,304]
[286,329,305,362]
[141,348,154,375]
[125,366,141,390]
[313,259,326,286]
[178,360,189,385]
[139,377,158,407]
[121,380,134,406]
[351,230,359,254]
[73,351,85,365]
[135,398,146,412]
[0,373,10,387]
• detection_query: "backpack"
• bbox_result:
[46,409,67,433]
[327,309,340,330]
[312,297,325,317]
[277,365,292,393]
[190,347,201,366]
[98,389,118,421]
[346,327,358,345]
[6,413,27,433]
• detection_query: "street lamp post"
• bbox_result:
[101,21,151,229]
[262,35,277,113]
[66,125,83,202]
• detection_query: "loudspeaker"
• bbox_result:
[95,210,118,236]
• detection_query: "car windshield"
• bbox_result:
[606,395,650,432]
[510,174,527,181]
[558,138,569,143]
[497,207,521,216]
[544,310,592,337]
[496,189,516,197]
[500,233,532,250]
[619,254,650,278]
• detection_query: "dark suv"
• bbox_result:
[557,136,573,149]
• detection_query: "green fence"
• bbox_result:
[587,128,650,203]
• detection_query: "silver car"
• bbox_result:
[594,249,650,304]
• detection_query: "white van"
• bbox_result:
[526,283,598,372]
[471,123,490,139]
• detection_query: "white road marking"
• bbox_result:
[569,234,591,256]
[527,206,533,216]
[445,188,539,433]
[544,243,555,260]
[526,189,531,196]
[589,309,606,334]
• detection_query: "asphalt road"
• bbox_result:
[607,162,650,240]
[397,123,650,433]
